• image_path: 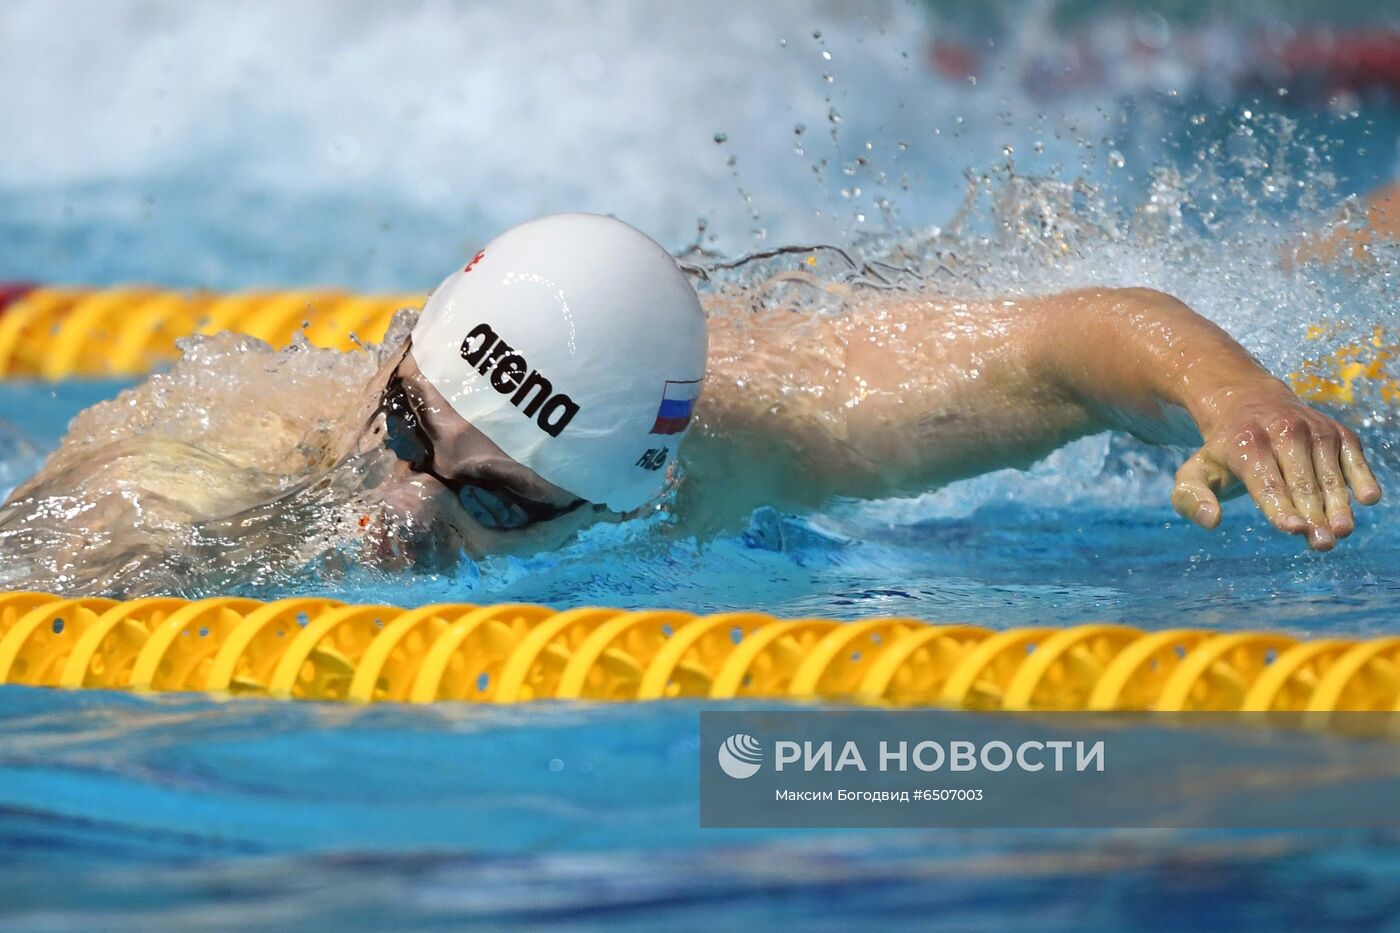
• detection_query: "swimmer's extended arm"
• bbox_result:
[689,287,1382,549]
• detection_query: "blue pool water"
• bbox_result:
[2,353,1399,931]
[4,1,1400,928]
[2,692,1399,930]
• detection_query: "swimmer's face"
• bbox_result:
[384,349,593,531]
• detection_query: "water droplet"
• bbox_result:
[713,131,728,144]
[1109,150,1126,168]
[821,49,831,61]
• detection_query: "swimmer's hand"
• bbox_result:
[1037,288,1384,551]
[1171,384,1382,551]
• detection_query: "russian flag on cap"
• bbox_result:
[651,379,702,435]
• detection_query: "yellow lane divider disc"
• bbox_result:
[855,625,992,706]
[347,604,476,704]
[1086,629,1212,711]
[128,597,263,692]
[0,592,69,641]
[105,291,212,376]
[633,612,772,700]
[0,598,118,686]
[558,610,702,700]
[43,287,163,380]
[205,597,346,694]
[492,607,627,704]
[788,618,920,700]
[709,619,841,699]
[1306,636,1400,712]
[408,604,554,703]
[940,628,1055,711]
[1239,638,1361,712]
[0,289,89,376]
[1154,633,1299,712]
[1001,624,1145,711]
[58,596,190,689]
[269,604,402,701]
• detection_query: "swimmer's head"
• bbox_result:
[401,213,708,518]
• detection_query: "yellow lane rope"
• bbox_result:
[0,286,1395,404]
[0,286,417,378]
[1,592,1398,711]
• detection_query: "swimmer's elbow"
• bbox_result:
[1047,286,1215,365]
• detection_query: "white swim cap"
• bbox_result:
[411,213,708,512]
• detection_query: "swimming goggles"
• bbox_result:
[380,376,587,531]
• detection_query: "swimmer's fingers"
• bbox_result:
[1226,424,1311,539]
[1172,450,1230,530]
[1311,433,1354,539]
[1269,418,1335,550]
[1338,425,1383,506]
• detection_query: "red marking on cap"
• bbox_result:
[463,250,486,274]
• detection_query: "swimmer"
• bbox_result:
[0,212,1386,596]
[370,212,1381,559]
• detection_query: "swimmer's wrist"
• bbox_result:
[1187,374,1298,438]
